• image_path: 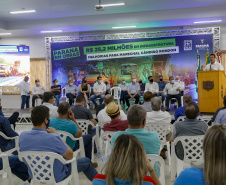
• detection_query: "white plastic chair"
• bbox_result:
[147,154,165,185]
[145,123,171,165]
[61,87,69,103]
[100,131,116,156]
[110,87,121,105]
[0,153,14,185]
[176,116,204,122]
[35,98,42,106]
[19,151,79,185]
[170,135,204,181]
[76,120,101,160]
[57,131,85,158]
[0,131,19,156]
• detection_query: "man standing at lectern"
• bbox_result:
[201,54,224,71]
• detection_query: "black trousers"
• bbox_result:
[125,94,140,107]
[32,94,43,107]
[8,112,19,130]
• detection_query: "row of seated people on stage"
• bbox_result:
[0,89,225,185]
[20,74,185,111]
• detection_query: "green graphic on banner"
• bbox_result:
[53,47,80,60]
[84,38,175,54]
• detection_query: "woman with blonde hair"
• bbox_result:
[174,124,226,185]
[79,77,90,105]
[92,134,161,185]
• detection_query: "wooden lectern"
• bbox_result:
[198,71,226,113]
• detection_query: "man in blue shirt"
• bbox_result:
[157,75,167,104]
[125,76,140,110]
[174,94,202,121]
[19,105,97,182]
[214,108,226,124]
[51,79,61,106]
[111,104,161,174]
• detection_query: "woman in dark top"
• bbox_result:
[79,77,91,104]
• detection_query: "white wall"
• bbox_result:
[0,25,226,59]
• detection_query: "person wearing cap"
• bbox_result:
[118,78,128,109]
[103,102,128,132]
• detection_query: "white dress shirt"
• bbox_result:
[119,84,127,91]
[203,61,224,71]
[93,82,106,94]
[146,110,172,134]
[144,82,159,93]
[65,85,78,94]
[127,83,140,94]
[164,82,183,95]
[20,81,31,96]
[32,85,46,95]
[42,102,58,118]
[97,106,127,128]
[176,81,185,91]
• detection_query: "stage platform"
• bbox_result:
[2,105,213,126]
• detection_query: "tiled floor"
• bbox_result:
[1,123,175,185]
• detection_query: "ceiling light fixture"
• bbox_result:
[97,3,125,7]
[194,20,222,24]
[41,30,62,33]
[112,26,136,29]
[0,33,12,35]
[10,10,36,14]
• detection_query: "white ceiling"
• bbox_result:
[0,0,226,37]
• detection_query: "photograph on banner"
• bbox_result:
[0,45,30,86]
[51,34,213,99]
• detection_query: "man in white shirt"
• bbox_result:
[97,95,127,128]
[175,76,185,95]
[146,97,172,159]
[32,79,46,107]
[119,78,128,109]
[164,76,183,111]
[42,92,58,118]
[145,76,159,96]
[201,53,224,71]
[20,76,31,109]
[65,80,78,106]
[125,76,140,110]
[90,76,106,109]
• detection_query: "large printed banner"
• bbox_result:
[51,34,213,99]
[0,45,30,86]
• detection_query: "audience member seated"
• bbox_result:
[211,95,226,124]
[104,79,111,95]
[146,97,171,159]
[0,156,30,182]
[174,124,226,185]
[65,79,78,106]
[103,102,128,132]
[0,101,19,130]
[171,102,208,160]
[174,94,201,120]
[20,76,31,109]
[92,134,160,185]
[164,76,183,111]
[50,102,97,167]
[0,113,18,153]
[157,75,167,104]
[111,104,160,174]
[118,78,128,109]
[137,77,146,99]
[42,92,58,118]
[125,76,140,110]
[19,105,98,182]
[144,76,159,97]
[142,92,153,112]
[90,76,106,109]
[79,77,91,105]
[51,79,61,107]
[32,79,46,107]
[97,95,127,128]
